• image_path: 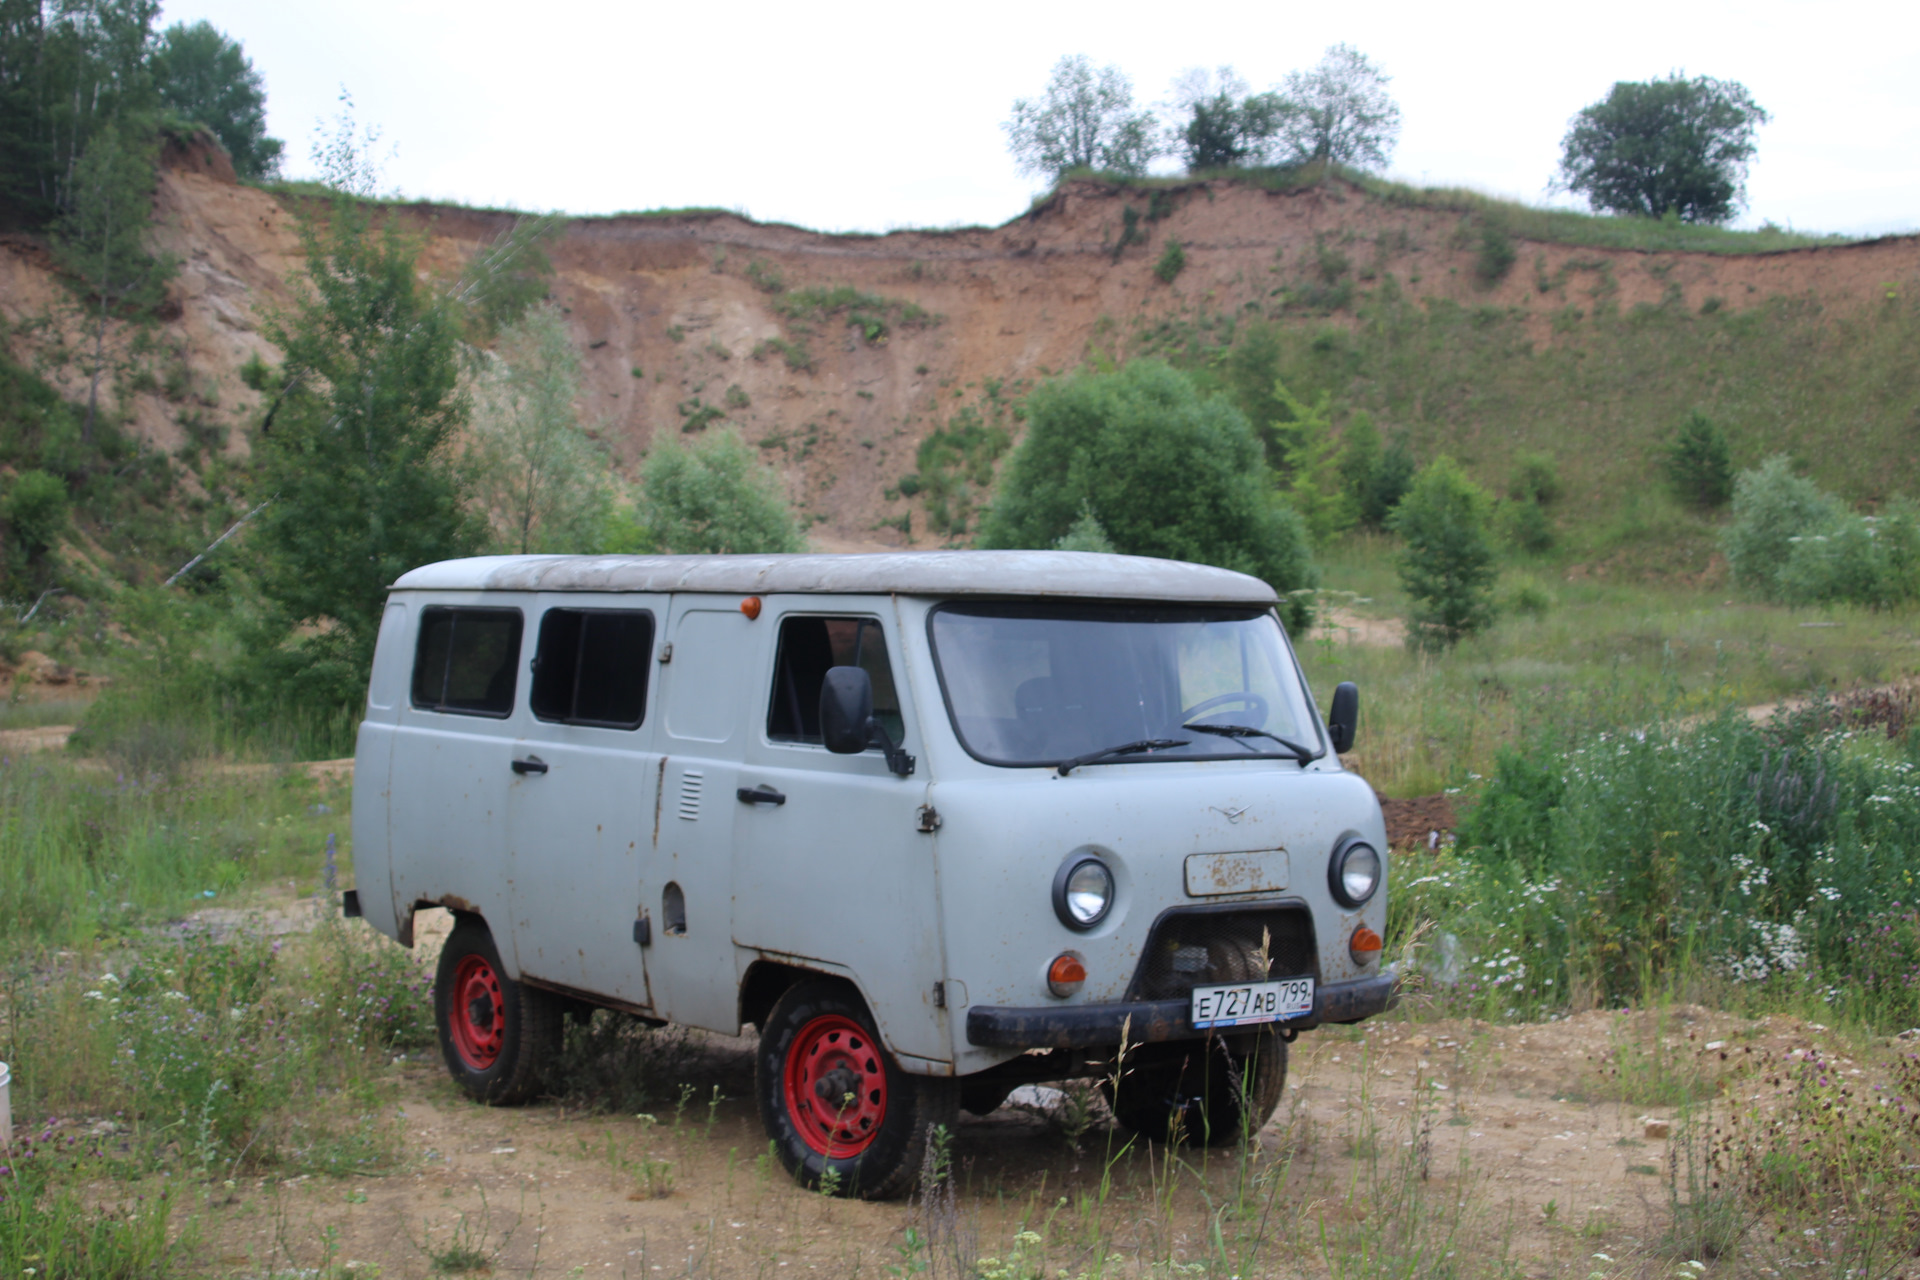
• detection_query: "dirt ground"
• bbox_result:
[93,905,1850,1279]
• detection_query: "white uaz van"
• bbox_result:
[347,551,1391,1197]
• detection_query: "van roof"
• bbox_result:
[390,552,1278,605]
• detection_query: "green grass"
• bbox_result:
[1055,164,1860,254]
[1147,283,1920,543]
[0,758,354,949]
[1298,532,1920,797]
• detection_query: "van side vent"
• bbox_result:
[677,770,703,821]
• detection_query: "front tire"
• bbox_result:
[434,914,561,1105]
[755,979,956,1199]
[1105,1031,1287,1147]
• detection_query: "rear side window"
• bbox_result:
[767,616,904,745]
[531,608,654,729]
[411,607,524,717]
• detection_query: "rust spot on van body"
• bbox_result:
[652,757,668,847]
[437,893,480,914]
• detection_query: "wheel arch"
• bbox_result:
[408,897,520,977]
[739,958,853,1033]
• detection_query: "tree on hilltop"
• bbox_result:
[1272,44,1401,172]
[1004,55,1158,181]
[1167,67,1286,171]
[1556,74,1769,223]
[153,21,283,180]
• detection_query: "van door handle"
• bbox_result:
[736,785,786,806]
[512,755,549,776]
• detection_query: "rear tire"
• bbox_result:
[1105,1031,1287,1147]
[755,978,956,1199]
[434,914,561,1105]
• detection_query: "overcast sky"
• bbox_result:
[163,0,1919,238]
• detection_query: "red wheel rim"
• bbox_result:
[449,954,505,1070]
[782,1013,887,1158]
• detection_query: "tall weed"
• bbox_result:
[1439,703,1920,1025]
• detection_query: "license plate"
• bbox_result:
[1190,977,1314,1029]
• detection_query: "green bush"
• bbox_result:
[1716,457,1920,607]
[1505,450,1561,505]
[1473,218,1516,285]
[1666,411,1735,509]
[1052,505,1115,552]
[912,398,1013,538]
[979,360,1318,628]
[636,427,805,555]
[1390,456,1497,650]
[1441,706,1920,1027]
[1775,504,1920,609]
[1721,456,1842,598]
[1154,238,1186,284]
[1504,581,1553,617]
[1,469,69,558]
[1360,431,1415,528]
[1501,497,1555,553]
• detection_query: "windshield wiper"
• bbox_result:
[1182,722,1317,765]
[1056,738,1190,776]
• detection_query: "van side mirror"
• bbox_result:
[820,667,874,755]
[1327,681,1359,755]
[820,667,917,777]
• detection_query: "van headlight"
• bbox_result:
[1053,855,1114,930]
[1328,838,1381,908]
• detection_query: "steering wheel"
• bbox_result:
[1180,691,1270,725]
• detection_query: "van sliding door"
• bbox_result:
[504,597,663,1008]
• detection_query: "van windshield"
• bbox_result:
[928,602,1321,768]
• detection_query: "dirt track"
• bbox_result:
[138,905,1857,1278]
[182,995,1838,1278]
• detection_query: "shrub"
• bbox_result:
[1666,411,1735,509]
[304,910,434,1054]
[1505,450,1561,505]
[636,427,805,555]
[1052,505,1115,552]
[1361,431,1415,528]
[1502,497,1555,553]
[979,360,1318,628]
[1445,705,1920,1023]
[1505,581,1553,617]
[1721,456,1842,598]
[1473,218,1516,285]
[913,401,1013,537]
[1390,456,1497,650]
[1154,238,1186,284]
[1715,458,1920,607]
[1,469,69,558]
[1776,503,1920,609]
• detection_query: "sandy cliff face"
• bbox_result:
[5,141,1916,551]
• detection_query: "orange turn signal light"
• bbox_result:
[1350,926,1383,966]
[1047,952,1087,998]
[739,596,762,620]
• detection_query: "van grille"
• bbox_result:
[1126,906,1318,1002]
[677,770,703,821]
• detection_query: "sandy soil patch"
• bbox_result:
[160,917,1849,1280]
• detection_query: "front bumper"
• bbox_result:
[965,970,1396,1050]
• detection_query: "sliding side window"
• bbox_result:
[411,607,524,717]
[530,608,654,729]
[767,616,904,746]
